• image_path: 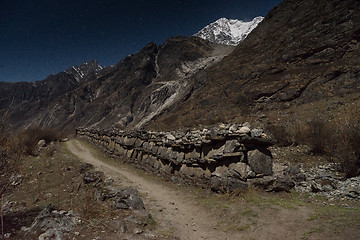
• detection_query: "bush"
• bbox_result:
[267,124,293,147]
[18,127,59,155]
[0,123,20,197]
[267,122,307,147]
[306,119,329,155]
[334,116,360,177]
[268,113,360,177]
[1,125,61,196]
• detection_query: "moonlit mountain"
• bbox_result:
[194,17,264,46]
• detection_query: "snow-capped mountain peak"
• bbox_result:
[194,16,264,46]
[65,60,103,82]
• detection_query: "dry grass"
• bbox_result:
[0,124,62,197]
[267,106,360,177]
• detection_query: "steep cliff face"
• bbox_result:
[0,37,233,131]
[150,0,360,129]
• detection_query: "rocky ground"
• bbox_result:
[2,139,360,240]
[271,145,360,200]
[2,141,157,240]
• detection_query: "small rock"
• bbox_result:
[243,122,251,128]
[4,233,11,238]
[166,134,176,141]
[237,126,251,134]
[229,124,238,132]
[134,229,143,234]
[311,181,323,193]
[83,170,104,184]
[9,174,23,186]
[247,171,256,178]
[104,177,114,184]
[251,128,264,137]
[37,139,46,148]
[80,163,94,173]
[346,191,359,199]
[348,185,360,194]
[21,226,29,232]
[144,232,157,239]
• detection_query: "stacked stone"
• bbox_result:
[76,123,275,192]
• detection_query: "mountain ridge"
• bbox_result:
[149,0,360,130]
[0,37,234,131]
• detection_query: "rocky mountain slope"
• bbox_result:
[0,60,103,124]
[0,37,234,131]
[150,0,360,130]
[194,17,264,45]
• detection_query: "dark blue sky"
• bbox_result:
[0,0,282,82]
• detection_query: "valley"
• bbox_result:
[1,0,360,239]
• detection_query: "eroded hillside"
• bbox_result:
[149,0,360,129]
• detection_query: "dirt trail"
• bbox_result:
[66,140,238,240]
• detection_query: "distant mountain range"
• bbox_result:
[194,17,264,45]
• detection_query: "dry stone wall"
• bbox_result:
[76,123,277,192]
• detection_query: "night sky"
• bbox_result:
[0,0,282,82]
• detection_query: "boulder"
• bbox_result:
[268,176,295,192]
[206,144,225,160]
[180,165,205,178]
[25,205,79,240]
[248,176,276,189]
[223,140,240,153]
[247,149,273,176]
[210,176,247,192]
[226,178,248,192]
[114,187,145,210]
[185,149,201,162]
[212,166,229,179]
[229,162,250,180]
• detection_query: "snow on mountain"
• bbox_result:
[65,60,103,82]
[194,16,264,46]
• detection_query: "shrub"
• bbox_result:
[334,116,360,177]
[267,124,293,147]
[18,127,59,155]
[268,113,360,177]
[306,119,329,155]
